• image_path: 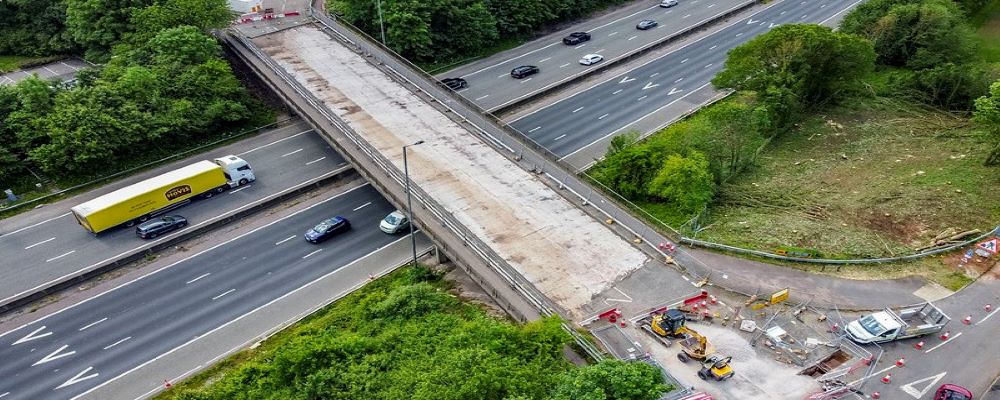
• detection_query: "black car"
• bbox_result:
[304,216,351,243]
[440,77,468,90]
[636,19,658,30]
[135,215,187,239]
[562,32,591,45]
[510,65,540,79]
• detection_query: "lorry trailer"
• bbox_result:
[846,302,949,344]
[70,156,255,234]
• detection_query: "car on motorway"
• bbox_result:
[379,210,410,234]
[135,215,187,239]
[304,216,351,243]
[636,19,658,30]
[660,0,679,7]
[440,77,468,90]
[510,65,540,79]
[562,32,591,45]
[579,54,604,66]
[935,384,973,400]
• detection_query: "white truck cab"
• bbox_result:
[847,313,901,343]
[846,303,949,344]
[213,155,255,187]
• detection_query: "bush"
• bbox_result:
[648,151,716,215]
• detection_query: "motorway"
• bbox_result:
[508,0,860,159]
[0,183,403,400]
[443,0,751,111]
[0,121,346,306]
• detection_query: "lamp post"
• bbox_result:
[403,140,424,267]
[376,0,386,45]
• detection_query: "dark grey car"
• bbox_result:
[636,19,658,30]
[136,215,188,239]
[510,65,540,79]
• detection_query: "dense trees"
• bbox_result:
[974,81,1000,166]
[0,0,74,57]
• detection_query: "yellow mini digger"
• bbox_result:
[643,308,735,382]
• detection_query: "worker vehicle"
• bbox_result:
[935,384,973,400]
[71,156,255,234]
[846,302,949,344]
[639,308,734,381]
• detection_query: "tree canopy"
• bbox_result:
[974,80,1000,166]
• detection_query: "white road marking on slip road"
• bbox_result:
[103,336,131,350]
[280,148,303,157]
[186,273,210,284]
[528,126,542,133]
[305,157,326,165]
[353,202,371,211]
[33,344,76,366]
[12,326,51,345]
[275,236,295,245]
[24,237,56,249]
[559,63,570,68]
[540,57,551,62]
[613,89,623,94]
[475,95,489,100]
[212,289,236,300]
[302,249,322,259]
[979,307,999,324]
[598,114,609,120]
[925,332,962,353]
[237,129,311,156]
[79,318,107,331]
[628,35,637,41]
[228,187,247,194]
[46,250,76,263]
[573,107,584,113]
[554,134,567,141]
[5,212,71,236]
[57,366,98,389]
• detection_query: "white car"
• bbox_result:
[660,0,678,7]
[379,210,410,234]
[579,54,603,66]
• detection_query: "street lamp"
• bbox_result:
[376,0,386,45]
[403,140,424,267]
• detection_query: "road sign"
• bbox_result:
[976,238,998,254]
[770,288,790,305]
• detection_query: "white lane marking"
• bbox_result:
[475,94,489,100]
[560,82,712,160]
[573,107,585,113]
[497,73,507,78]
[228,187,247,194]
[710,45,718,50]
[237,129,311,155]
[559,63,571,68]
[682,276,690,281]
[668,87,684,95]
[46,250,76,263]
[554,134,567,141]
[32,344,76,366]
[302,249,322,259]
[821,3,826,7]
[708,3,716,7]
[74,234,419,400]
[275,235,296,245]
[56,366,98,389]
[674,78,684,83]
[212,289,236,300]
[820,0,865,25]
[305,156,326,165]
[801,14,808,19]
[13,326,52,345]
[540,57,551,62]
[521,78,533,83]
[681,58,689,63]
[620,76,636,84]
[664,10,673,14]
[650,72,659,77]
[638,95,648,101]
[6,213,71,236]
[280,148,303,157]
[24,237,57,250]
[0,392,8,398]
[575,44,586,49]
[736,32,743,37]
[978,306,999,324]
[781,10,787,15]
[598,114,610,120]
[925,332,962,353]
[186,273,211,284]
[642,82,659,90]
[608,31,618,36]
[353,201,372,211]
[769,22,779,28]
[78,318,108,331]
[103,336,132,350]
[747,18,760,24]
[683,14,691,18]
[704,63,714,68]
[528,126,542,133]
[901,372,947,398]
[595,48,606,53]
[613,89,623,95]
[628,35,638,41]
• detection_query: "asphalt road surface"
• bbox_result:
[509,0,861,159]
[0,58,92,86]
[0,183,399,400]
[446,0,750,111]
[0,122,345,305]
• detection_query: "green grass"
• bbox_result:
[972,3,1000,63]
[0,55,56,73]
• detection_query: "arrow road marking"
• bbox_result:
[56,366,99,389]
[747,18,759,24]
[769,22,778,28]
[900,372,946,398]
[620,76,636,84]
[642,82,660,90]
[13,326,52,345]
[32,344,76,366]
[668,88,684,95]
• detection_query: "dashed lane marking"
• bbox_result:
[46,250,76,263]
[559,63,571,68]
[305,157,326,165]
[638,95,648,101]
[554,134,567,141]
[681,58,689,63]
[925,332,962,353]
[353,202,371,211]
[598,114,609,120]
[275,236,296,245]
[78,318,107,331]
[280,148,303,157]
[24,237,56,250]
[528,126,542,133]
[613,89,623,94]
[186,273,211,284]
[540,57,551,62]
[475,94,489,100]
[302,249,322,259]
[211,289,236,300]
[628,35,638,40]
[103,336,131,350]
[573,107,584,113]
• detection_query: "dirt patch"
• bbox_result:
[857,209,927,244]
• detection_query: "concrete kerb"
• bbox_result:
[489,0,759,116]
[0,166,356,315]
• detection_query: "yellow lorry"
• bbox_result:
[70,156,255,234]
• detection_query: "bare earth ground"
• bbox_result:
[254,26,650,318]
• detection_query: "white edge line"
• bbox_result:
[924,332,962,354]
[6,213,72,236]
[0,181,369,341]
[978,307,999,324]
[505,0,771,121]
[819,0,864,25]
[81,234,419,400]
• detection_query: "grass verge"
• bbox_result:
[0,55,63,73]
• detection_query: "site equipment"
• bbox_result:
[846,303,950,344]
[71,156,255,234]
[638,308,735,381]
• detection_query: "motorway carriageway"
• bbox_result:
[509,0,861,159]
[0,183,402,400]
[0,124,346,305]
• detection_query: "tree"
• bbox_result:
[128,0,233,45]
[973,80,1000,166]
[549,359,669,400]
[65,0,156,61]
[907,63,989,110]
[713,24,874,127]
[0,0,75,56]
[605,131,640,157]
[699,101,766,179]
[594,145,663,199]
[648,151,715,215]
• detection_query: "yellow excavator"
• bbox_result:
[646,309,735,382]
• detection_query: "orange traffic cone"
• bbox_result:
[895,357,905,367]
[940,331,951,341]
[881,374,892,384]
[914,341,924,350]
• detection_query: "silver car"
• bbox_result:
[579,54,604,66]
[379,210,410,234]
[660,0,679,7]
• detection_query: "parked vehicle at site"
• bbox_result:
[579,54,604,66]
[510,65,540,79]
[305,216,351,243]
[71,156,255,234]
[636,19,658,30]
[846,303,950,344]
[135,215,188,239]
[935,384,973,400]
[379,210,409,234]
[563,32,591,45]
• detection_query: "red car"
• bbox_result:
[936,384,973,400]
